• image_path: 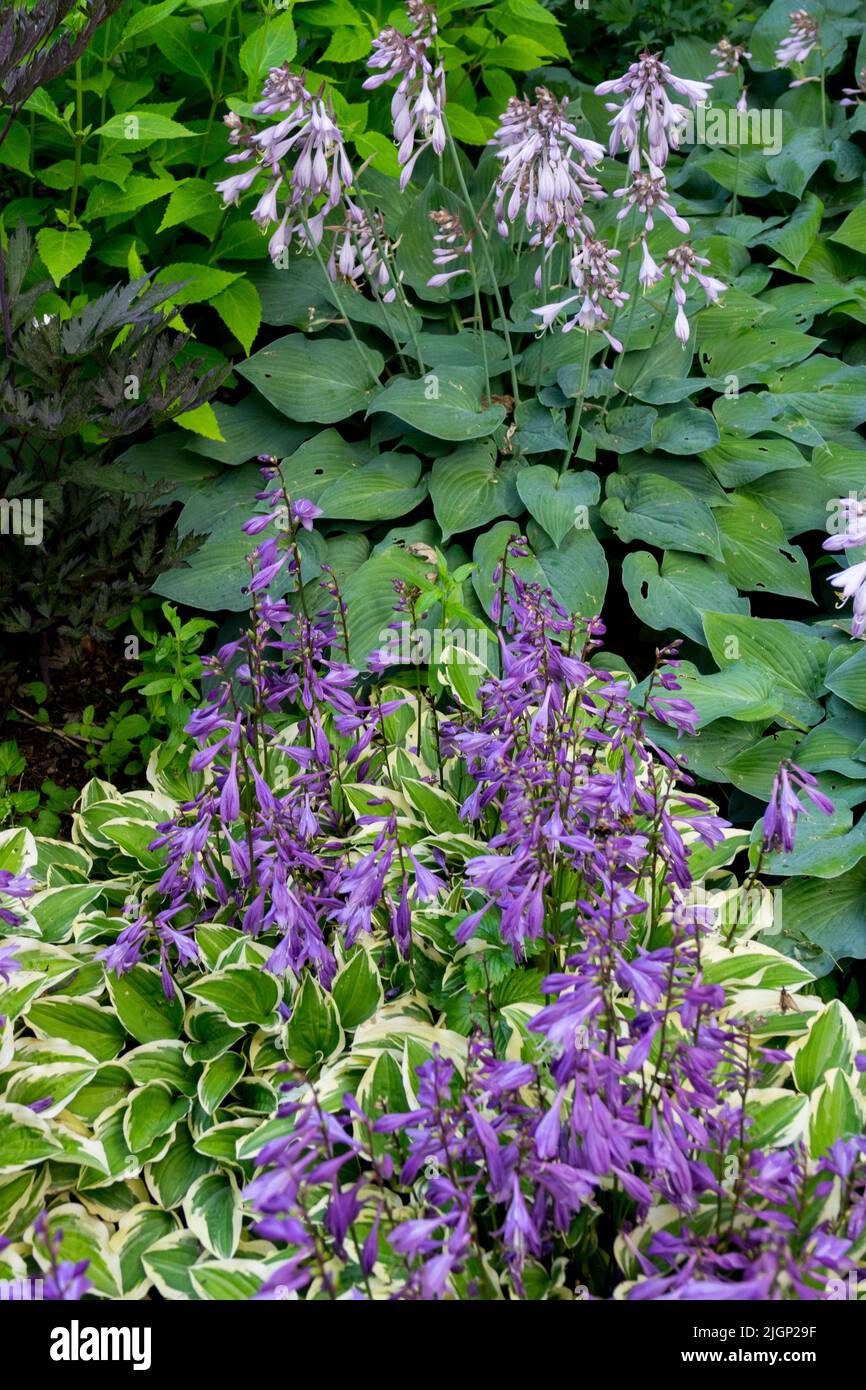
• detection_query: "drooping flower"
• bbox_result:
[823,495,866,636]
[763,760,834,854]
[216,65,354,261]
[707,37,752,81]
[329,202,400,303]
[489,87,606,245]
[427,209,474,288]
[775,10,820,69]
[532,237,627,351]
[662,243,727,345]
[613,165,690,234]
[363,4,446,189]
[841,68,866,107]
[595,52,710,174]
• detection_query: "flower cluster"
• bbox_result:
[427,209,474,289]
[533,237,628,349]
[364,1,446,189]
[595,51,710,174]
[763,760,835,853]
[637,242,727,344]
[823,494,866,637]
[217,68,354,258]
[775,10,821,69]
[707,37,752,81]
[489,87,606,249]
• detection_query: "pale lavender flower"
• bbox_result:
[829,561,866,638]
[763,761,834,853]
[663,243,727,345]
[329,203,400,302]
[824,495,866,552]
[532,237,627,351]
[820,495,866,634]
[489,88,606,244]
[427,208,473,288]
[638,237,664,291]
[216,65,354,259]
[613,165,690,234]
[595,52,710,173]
[775,10,820,69]
[363,7,446,189]
[841,68,866,107]
[707,38,752,81]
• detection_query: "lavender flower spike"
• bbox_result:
[763,760,834,854]
[595,51,710,174]
[364,4,446,190]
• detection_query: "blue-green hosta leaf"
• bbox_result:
[701,435,806,488]
[792,1000,859,1093]
[825,642,866,711]
[621,551,749,645]
[831,200,866,254]
[758,192,824,269]
[472,520,546,619]
[768,357,866,434]
[766,130,833,199]
[276,429,367,502]
[516,465,600,548]
[184,397,310,467]
[342,545,432,667]
[702,612,829,727]
[699,326,823,379]
[650,717,765,784]
[367,368,506,441]
[529,522,608,619]
[588,405,657,454]
[237,336,383,424]
[316,452,427,521]
[511,399,569,455]
[715,496,812,600]
[601,473,722,559]
[672,662,784,727]
[797,713,866,779]
[761,801,866,878]
[650,406,720,455]
[778,864,866,974]
[429,441,523,541]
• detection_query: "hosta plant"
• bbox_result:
[0,475,864,1300]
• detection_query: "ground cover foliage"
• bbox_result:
[1,0,866,1302]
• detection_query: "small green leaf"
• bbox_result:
[35,228,91,287]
